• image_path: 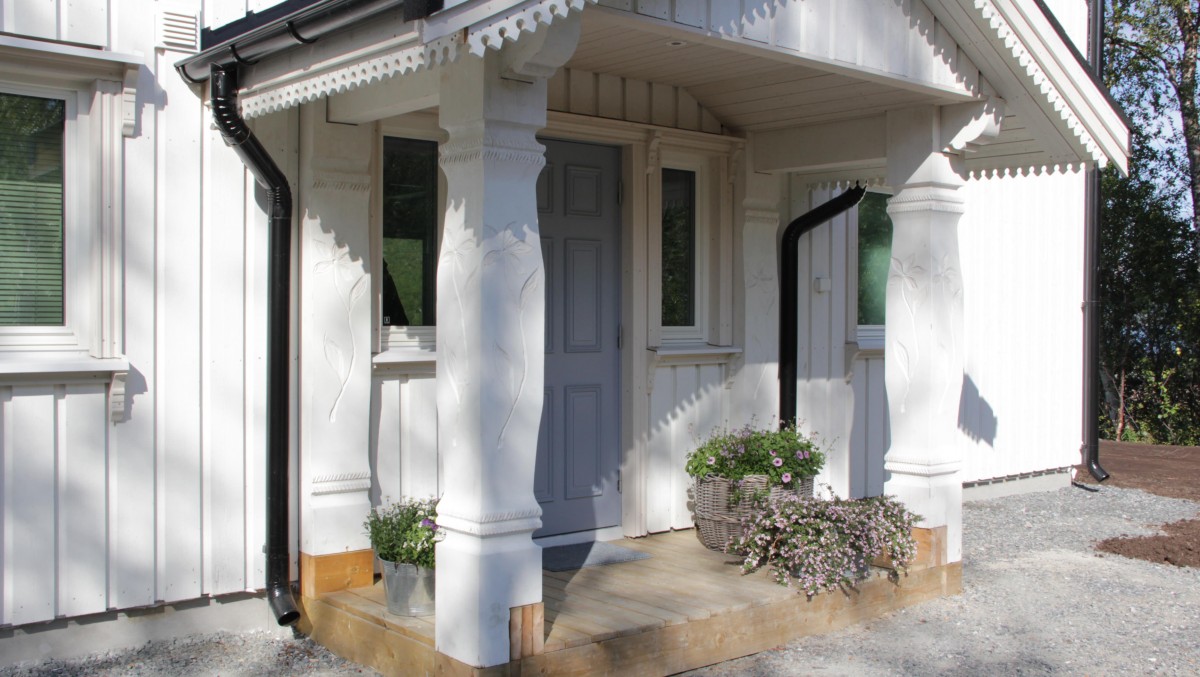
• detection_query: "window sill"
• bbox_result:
[0,354,128,377]
[372,348,437,377]
[649,343,741,367]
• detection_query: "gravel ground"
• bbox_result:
[688,483,1200,676]
[4,484,1198,676]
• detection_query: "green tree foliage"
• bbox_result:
[1102,1,1200,444]
[1107,0,1199,260]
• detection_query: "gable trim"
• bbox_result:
[935,0,1128,173]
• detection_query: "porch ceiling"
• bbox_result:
[567,8,964,134]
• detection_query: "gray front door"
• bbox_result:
[534,138,621,537]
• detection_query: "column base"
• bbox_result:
[884,469,962,564]
[435,530,542,668]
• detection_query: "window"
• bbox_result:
[0,41,136,373]
[856,191,892,347]
[0,91,65,326]
[661,167,696,328]
[380,136,438,328]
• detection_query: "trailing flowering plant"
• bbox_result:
[684,422,824,488]
[730,494,919,597]
[364,497,442,569]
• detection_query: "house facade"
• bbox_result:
[0,0,1126,670]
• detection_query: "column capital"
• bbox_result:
[887,184,965,215]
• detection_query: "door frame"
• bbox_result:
[542,112,743,538]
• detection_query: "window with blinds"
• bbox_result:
[0,92,65,326]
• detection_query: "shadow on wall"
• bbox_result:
[958,373,997,446]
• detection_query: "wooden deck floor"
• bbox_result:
[299,529,961,676]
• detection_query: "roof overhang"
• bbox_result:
[174,0,1128,176]
[927,0,1129,175]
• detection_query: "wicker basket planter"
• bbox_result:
[693,474,814,552]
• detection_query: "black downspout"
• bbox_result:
[1082,0,1109,482]
[210,64,301,625]
[779,185,867,427]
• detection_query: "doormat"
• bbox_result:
[541,541,651,572]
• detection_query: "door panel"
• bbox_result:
[535,138,621,537]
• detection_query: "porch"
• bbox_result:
[299,529,960,676]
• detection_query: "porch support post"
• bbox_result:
[433,16,580,669]
[733,140,782,425]
[882,106,967,564]
[297,99,375,566]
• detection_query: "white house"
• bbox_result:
[0,0,1127,671]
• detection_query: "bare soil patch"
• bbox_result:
[1076,440,1200,567]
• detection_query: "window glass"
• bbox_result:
[661,168,696,328]
[857,192,892,327]
[381,137,438,327]
[0,92,65,326]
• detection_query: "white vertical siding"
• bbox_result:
[204,0,289,31]
[0,381,113,624]
[0,0,291,627]
[1041,0,1088,53]
[372,372,440,505]
[547,68,724,134]
[645,360,730,533]
[596,0,973,95]
[0,0,109,47]
[788,181,862,499]
[957,168,1085,483]
[808,168,1088,494]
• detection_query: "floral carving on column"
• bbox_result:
[481,223,544,447]
[313,239,367,422]
[887,253,928,413]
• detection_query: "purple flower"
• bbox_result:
[769,449,776,457]
[772,457,783,467]
[421,518,438,531]
[781,472,792,483]
[707,456,716,465]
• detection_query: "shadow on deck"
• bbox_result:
[298,529,961,676]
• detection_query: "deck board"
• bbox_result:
[305,529,962,676]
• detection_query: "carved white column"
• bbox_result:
[297,100,375,557]
[434,15,580,668]
[882,106,969,564]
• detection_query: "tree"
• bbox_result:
[1099,133,1199,443]
[1107,0,1200,266]
[1101,1,1200,444]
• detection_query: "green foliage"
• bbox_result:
[857,192,892,326]
[661,169,696,327]
[685,423,824,488]
[731,494,919,597]
[363,498,442,569]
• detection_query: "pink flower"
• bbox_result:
[707,456,716,465]
[772,457,783,467]
[769,449,776,456]
[781,472,792,483]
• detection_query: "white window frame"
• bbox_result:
[373,113,446,354]
[0,82,79,348]
[657,149,712,345]
[0,37,138,372]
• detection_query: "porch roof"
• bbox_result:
[176,0,1128,177]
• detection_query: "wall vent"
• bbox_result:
[159,9,199,52]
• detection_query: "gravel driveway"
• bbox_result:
[5,484,1198,676]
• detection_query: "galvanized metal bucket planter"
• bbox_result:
[380,560,435,616]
